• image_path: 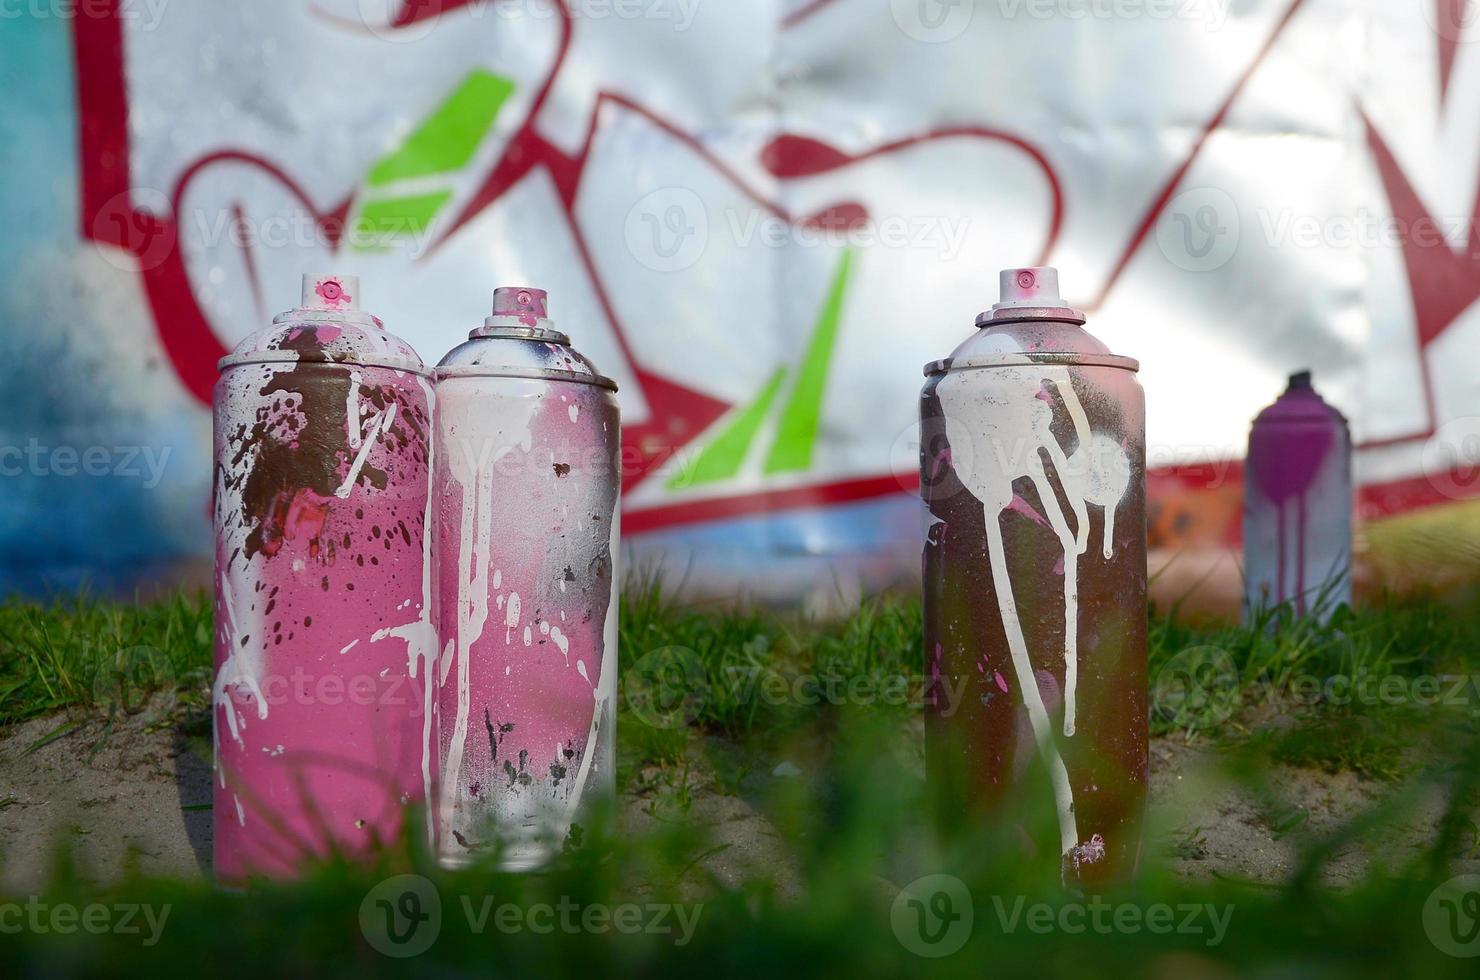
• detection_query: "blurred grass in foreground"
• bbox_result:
[2,708,1478,977]
[0,587,1478,974]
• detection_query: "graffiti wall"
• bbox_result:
[1,0,1477,599]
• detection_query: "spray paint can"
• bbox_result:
[434,286,620,870]
[920,267,1147,887]
[1243,371,1352,620]
[212,274,436,882]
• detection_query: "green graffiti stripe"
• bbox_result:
[350,191,454,250]
[367,69,515,187]
[669,367,789,490]
[763,248,854,475]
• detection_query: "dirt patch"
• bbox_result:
[0,714,804,894]
[0,712,1467,892]
[0,710,212,891]
[1148,737,1475,884]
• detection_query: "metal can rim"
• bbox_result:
[469,324,573,344]
[434,364,619,391]
[924,351,1140,377]
[975,307,1087,327]
[217,352,432,376]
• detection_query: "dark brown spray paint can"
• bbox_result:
[920,267,1147,888]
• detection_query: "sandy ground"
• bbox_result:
[0,709,1471,894]
[0,711,806,894]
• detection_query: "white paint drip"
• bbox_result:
[339,639,359,655]
[335,402,397,499]
[568,404,579,423]
[212,566,269,751]
[437,637,455,686]
[438,387,538,843]
[937,365,1131,860]
[367,377,438,845]
[559,502,620,829]
[550,626,569,663]
[346,370,363,449]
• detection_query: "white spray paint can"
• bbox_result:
[920,267,1148,888]
[433,286,621,870]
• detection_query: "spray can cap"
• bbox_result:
[443,285,615,390]
[493,286,548,323]
[1254,368,1348,427]
[475,285,567,340]
[220,273,426,374]
[300,274,360,312]
[977,266,1085,326]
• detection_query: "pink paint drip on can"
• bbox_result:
[212,275,437,882]
[1243,371,1352,620]
[433,286,620,870]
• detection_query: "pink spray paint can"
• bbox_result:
[212,274,437,882]
[920,268,1148,888]
[1243,371,1352,620]
[433,286,620,870]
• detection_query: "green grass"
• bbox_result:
[0,591,212,728]
[4,583,1479,777]
[2,589,1480,975]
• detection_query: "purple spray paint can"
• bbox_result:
[1243,371,1352,620]
[212,274,437,882]
[433,286,620,870]
[920,267,1148,888]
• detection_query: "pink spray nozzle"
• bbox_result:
[492,286,549,323]
[301,274,359,311]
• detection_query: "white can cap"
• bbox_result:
[301,273,360,311]
[994,267,1062,310]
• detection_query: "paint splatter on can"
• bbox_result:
[920,267,1147,888]
[212,275,437,882]
[1243,371,1352,620]
[433,286,620,870]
